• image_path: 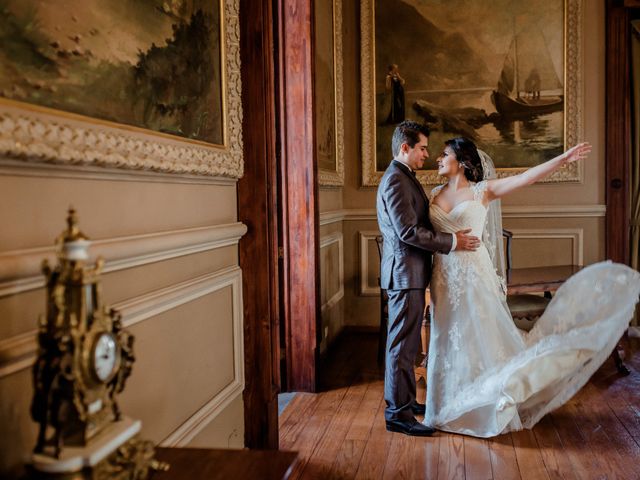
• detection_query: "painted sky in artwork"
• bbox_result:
[408,0,564,85]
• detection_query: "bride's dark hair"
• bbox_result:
[445,137,484,182]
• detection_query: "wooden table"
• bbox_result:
[506,264,581,295]
[150,448,298,480]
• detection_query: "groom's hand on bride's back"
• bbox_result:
[455,229,480,251]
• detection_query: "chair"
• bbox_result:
[374,236,388,366]
[503,229,551,331]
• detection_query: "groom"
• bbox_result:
[376,120,480,436]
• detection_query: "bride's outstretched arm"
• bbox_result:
[485,142,592,200]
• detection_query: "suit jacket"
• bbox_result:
[376,160,453,290]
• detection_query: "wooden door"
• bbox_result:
[239,0,321,449]
[606,0,635,264]
[276,0,321,393]
[238,0,280,449]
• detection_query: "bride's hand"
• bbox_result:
[562,142,592,164]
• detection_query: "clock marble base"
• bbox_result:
[31,417,141,474]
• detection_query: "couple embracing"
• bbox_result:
[376,120,640,438]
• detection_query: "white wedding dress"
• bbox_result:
[424,181,640,437]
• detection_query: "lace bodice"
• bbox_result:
[429,182,488,238]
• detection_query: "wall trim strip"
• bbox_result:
[319,205,606,225]
[0,222,247,298]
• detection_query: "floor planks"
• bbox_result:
[279,332,640,480]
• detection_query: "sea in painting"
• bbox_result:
[375,0,564,172]
[0,0,223,145]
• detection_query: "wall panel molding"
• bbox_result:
[0,266,245,382]
[320,232,344,312]
[359,231,381,296]
[159,267,244,447]
[509,228,584,266]
[0,222,247,298]
[355,227,585,298]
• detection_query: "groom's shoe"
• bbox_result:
[385,418,435,437]
[411,402,426,415]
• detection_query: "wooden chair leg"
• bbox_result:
[419,309,429,368]
[613,335,630,375]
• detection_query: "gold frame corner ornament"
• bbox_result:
[360,0,583,187]
[0,0,243,179]
[318,0,345,187]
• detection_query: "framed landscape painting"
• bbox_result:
[360,0,583,186]
[0,0,242,178]
[315,0,344,187]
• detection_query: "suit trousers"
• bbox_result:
[384,288,425,422]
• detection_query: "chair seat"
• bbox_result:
[507,294,551,332]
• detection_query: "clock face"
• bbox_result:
[92,333,119,383]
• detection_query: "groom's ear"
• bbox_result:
[400,142,410,154]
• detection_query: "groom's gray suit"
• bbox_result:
[377,160,454,422]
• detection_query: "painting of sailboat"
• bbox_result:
[371,0,566,172]
[491,26,564,119]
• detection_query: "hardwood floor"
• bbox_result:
[279,331,640,479]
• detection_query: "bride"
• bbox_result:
[424,137,640,437]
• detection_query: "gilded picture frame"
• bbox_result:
[316,0,345,187]
[0,0,242,179]
[360,0,583,186]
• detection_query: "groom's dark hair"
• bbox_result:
[391,120,430,158]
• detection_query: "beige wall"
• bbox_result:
[0,157,245,475]
[331,0,607,328]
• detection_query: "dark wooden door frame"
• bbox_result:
[606,0,636,264]
[238,0,281,449]
[238,0,320,448]
[277,0,321,393]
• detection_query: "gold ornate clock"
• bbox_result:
[29,209,166,479]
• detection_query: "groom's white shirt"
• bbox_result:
[395,158,457,250]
